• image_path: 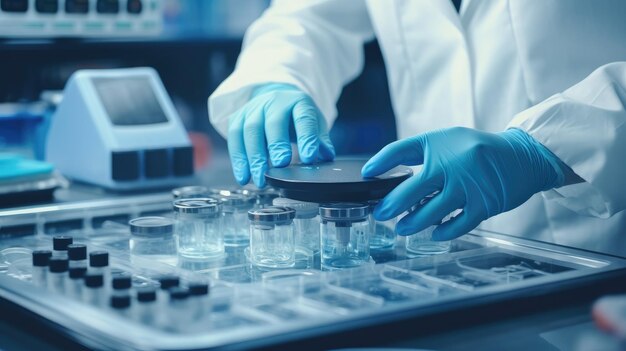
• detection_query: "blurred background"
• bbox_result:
[0,0,396,172]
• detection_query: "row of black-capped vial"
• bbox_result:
[31,235,210,313]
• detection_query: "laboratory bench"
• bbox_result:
[0,160,624,351]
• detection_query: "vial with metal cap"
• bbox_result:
[67,244,88,269]
[52,235,73,258]
[248,206,296,268]
[129,217,177,265]
[172,185,211,199]
[32,250,52,287]
[368,200,397,250]
[47,257,69,294]
[83,273,105,307]
[174,198,224,259]
[320,203,371,269]
[220,193,255,246]
[273,197,320,256]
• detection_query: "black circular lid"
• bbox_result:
[32,250,52,267]
[49,257,69,273]
[110,295,131,309]
[188,282,209,296]
[137,288,157,302]
[169,287,190,300]
[67,244,87,261]
[265,159,412,202]
[89,251,109,267]
[69,267,87,279]
[53,235,73,251]
[158,275,180,290]
[112,276,132,289]
[84,273,104,287]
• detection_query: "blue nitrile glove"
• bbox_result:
[227,83,335,187]
[362,127,566,240]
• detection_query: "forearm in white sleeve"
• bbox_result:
[208,0,375,137]
[509,62,626,218]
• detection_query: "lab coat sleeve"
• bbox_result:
[208,0,375,138]
[509,62,626,218]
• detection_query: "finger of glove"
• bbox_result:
[395,188,464,236]
[264,100,293,167]
[227,112,251,185]
[292,99,321,164]
[317,117,336,161]
[374,169,443,221]
[362,135,427,178]
[243,107,269,188]
[432,209,482,241]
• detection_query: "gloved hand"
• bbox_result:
[362,127,566,240]
[228,83,335,187]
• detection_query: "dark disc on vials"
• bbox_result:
[265,159,413,203]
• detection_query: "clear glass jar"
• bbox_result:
[129,217,177,265]
[248,206,296,268]
[405,210,459,255]
[172,185,211,199]
[368,200,397,250]
[220,194,255,247]
[273,197,320,255]
[174,198,224,259]
[320,203,371,269]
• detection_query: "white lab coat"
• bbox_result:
[209,0,626,256]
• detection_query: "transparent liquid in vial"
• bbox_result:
[321,220,370,269]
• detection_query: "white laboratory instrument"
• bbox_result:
[46,67,194,190]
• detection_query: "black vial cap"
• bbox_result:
[84,273,104,288]
[32,250,52,267]
[169,287,189,301]
[188,283,209,296]
[49,258,69,273]
[69,267,87,279]
[112,276,132,290]
[53,235,73,251]
[137,288,157,302]
[158,276,180,290]
[89,251,109,267]
[67,244,87,261]
[110,295,131,309]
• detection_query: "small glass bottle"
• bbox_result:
[172,185,211,199]
[405,210,459,255]
[47,257,69,294]
[52,235,73,258]
[368,200,397,250]
[188,282,210,322]
[157,275,180,305]
[320,203,371,269]
[31,250,52,287]
[67,244,88,269]
[129,217,177,265]
[112,275,132,297]
[272,197,320,255]
[83,273,105,307]
[168,287,191,332]
[89,251,110,286]
[135,288,157,325]
[110,295,132,317]
[66,267,86,299]
[174,198,224,259]
[220,193,255,246]
[248,206,296,268]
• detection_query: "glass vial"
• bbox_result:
[188,282,210,322]
[66,267,86,299]
[220,193,255,246]
[31,250,52,287]
[67,244,88,269]
[368,200,397,250]
[174,198,224,259]
[129,217,177,265]
[168,287,192,332]
[320,203,371,269]
[83,273,105,307]
[248,206,296,269]
[112,275,132,297]
[89,250,110,286]
[135,288,157,325]
[110,295,132,317]
[52,235,73,259]
[405,210,459,255]
[273,197,320,255]
[48,257,69,294]
[172,185,211,199]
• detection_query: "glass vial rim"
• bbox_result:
[129,216,175,237]
[173,198,221,216]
